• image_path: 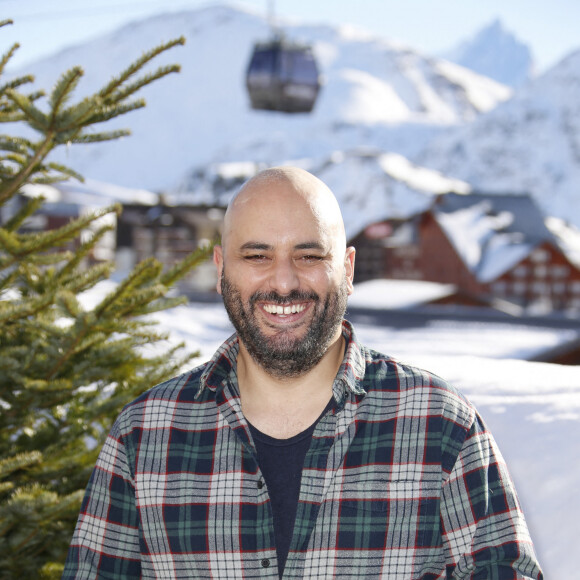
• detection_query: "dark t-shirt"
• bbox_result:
[248,399,333,577]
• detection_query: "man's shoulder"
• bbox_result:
[359,345,474,424]
[118,359,212,419]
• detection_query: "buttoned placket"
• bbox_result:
[281,384,360,579]
[217,379,279,578]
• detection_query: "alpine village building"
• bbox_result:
[350,192,580,314]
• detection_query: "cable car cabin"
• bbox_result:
[246,39,321,113]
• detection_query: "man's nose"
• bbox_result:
[268,257,300,294]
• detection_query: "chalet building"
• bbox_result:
[115,204,224,292]
[350,193,580,313]
[2,183,224,293]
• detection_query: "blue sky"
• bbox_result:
[2,0,580,72]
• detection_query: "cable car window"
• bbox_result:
[247,48,278,88]
[249,49,276,75]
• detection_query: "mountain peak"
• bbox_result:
[443,19,534,87]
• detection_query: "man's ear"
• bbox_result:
[213,245,224,294]
[345,246,356,295]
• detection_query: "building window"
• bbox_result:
[513,265,528,278]
[553,282,566,295]
[534,265,548,278]
[552,265,570,278]
[530,248,550,263]
[513,282,527,295]
[493,281,507,296]
[571,281,580,294]
[532,281,549,295]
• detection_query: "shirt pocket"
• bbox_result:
[335,473,438,551]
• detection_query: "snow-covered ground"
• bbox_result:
[122,278,580,579]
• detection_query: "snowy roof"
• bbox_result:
[349,279,457,309]
[545,216,580,269]
[433,192,557,282]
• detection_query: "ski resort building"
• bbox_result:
[351,193,580,313]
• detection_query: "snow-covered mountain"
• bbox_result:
[419,49,580,229]
[10,3,580,233]
[12,4,509,194]
[442,19,534,87]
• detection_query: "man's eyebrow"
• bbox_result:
[294,242,326,251]
[239,242,272,251]
[239,241,326,251]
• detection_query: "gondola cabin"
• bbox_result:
[246,38,321,113]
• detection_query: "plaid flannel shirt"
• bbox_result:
[63,321,543,579]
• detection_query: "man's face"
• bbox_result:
[214,179,355,378]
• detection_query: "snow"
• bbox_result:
[347,279,457,309]
[434,201,536,282]
[442,19,534,87]
[546,216,580,269]
[420,49,580,230]
[377,153,471,194]
[23,179,159,207]
[76,277,580,579]
[10,4,510,196]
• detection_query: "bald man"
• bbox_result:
[64,168,543,579]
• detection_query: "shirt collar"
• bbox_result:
[197,320,367,399]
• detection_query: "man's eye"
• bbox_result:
[244,254,267,261]
[300,255,323,262]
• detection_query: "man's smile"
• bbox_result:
[262,303,308,315]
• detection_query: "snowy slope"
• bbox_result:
[11,3,510,193]
[442,19,534,87]
[419,49,580,230]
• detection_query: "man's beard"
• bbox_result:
[220,271,348,379]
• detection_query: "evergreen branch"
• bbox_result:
[80,99,145,125]
[93,257,161,317]
[98,37,185,100]
[0,74,34,96]
[0,295,55,325]
[66,129,131,144]
[42,162,84,183]
[0,110,26,123]
[25,90,45,104]
[107,65,181,104]
[160,240,215,287]
[0,205,117,270]
[59,260,112,293]
[48,68,84,121]
[0,130,55,204]
[132,295,186,316]
[53,93,102,131]
[0,452,42,481]
[0,135,33,155]
[0,195,44,232]
[55,290,81,318]
[4,89,49,132]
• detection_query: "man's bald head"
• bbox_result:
[221,166,347,250]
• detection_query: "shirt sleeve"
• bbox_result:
[62,419,142,579]
[440,412,543,579]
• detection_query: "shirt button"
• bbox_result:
[261,558,270,568]
[257,479,264,489]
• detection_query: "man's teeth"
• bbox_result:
[263,304,306,315]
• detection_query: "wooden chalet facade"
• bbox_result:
[351,193,580,313]
[115,204,224,292]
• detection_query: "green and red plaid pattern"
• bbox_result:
[63,321,543,579]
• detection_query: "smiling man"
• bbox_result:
[63,167,543,579]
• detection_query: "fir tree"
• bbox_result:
[0,20,210,578]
